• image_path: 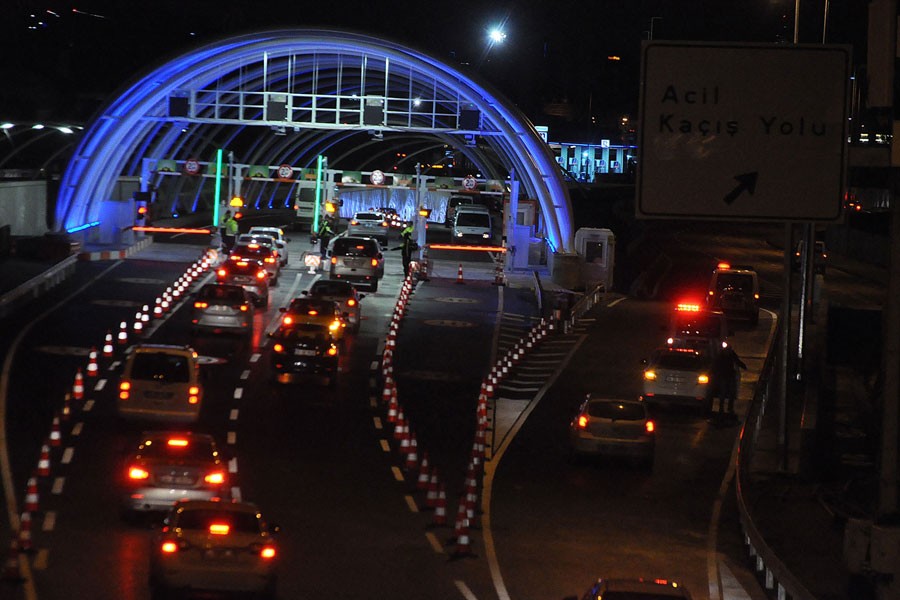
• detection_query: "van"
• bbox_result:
[118,344,203,423]
[452,205,493,245]
[329,236,384,292]
[706,262,760,326]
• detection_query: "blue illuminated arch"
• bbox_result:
[57,29,574,252]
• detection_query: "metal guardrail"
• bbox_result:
[0,255,78,319]
[735,317,817,600]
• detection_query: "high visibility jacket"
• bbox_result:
[225,217,239,235]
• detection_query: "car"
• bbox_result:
[346,211,389,245]
[329,236,384,292]
[568,395,655,468]
[122,431,227,516]
[235,234,281,267]
[452,204,493,244]
[216,259,270,308]
[445,194,482,225]
[229,242,280,284]
[377,207,403,228]
[247,226,290,265]
[269,323,340,386]
[793,239,827,274]
[303,279,364,332]
[706,262,760,326]
[191,283,254,335]
[149,499,279,599]
[666,302,730,358]
[568,577,693,600]
[117,345,203,424]
[642,347,714,412]
[278,296,347,343]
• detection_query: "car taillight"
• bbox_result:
[161,541,179,554]
[260,545,276,559]
[128,466,149,480]
[188,386,200,404]
[371,258,378,267]
[754,293,759,300]
[350,220,359,225]
[204,471,226,485]
[331,257,337,265]
[347,299,356,307]
[307,310,318,316]
[167,438,188,447]
[119,381,131,400]
[273,343,284,353]
[265,257,275,264]
[708,291,714,297]
[256,270,267,280]
[645,420,656,434]
[283,316,293,326]
[381,221,388,227]
[577,415,588,429]
[194,301,208,309]
[239,304,249,312]
[697,374,709,384]
[209,523,230,535]
[327,346,338,356]
[329,320,340,332]
[644,370,657,381]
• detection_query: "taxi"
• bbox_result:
[303,279,364,332]
[278,296,347,342]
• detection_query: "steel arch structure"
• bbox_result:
[57,28,574,252]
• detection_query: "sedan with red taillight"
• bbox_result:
[122,432,227,516]
[215,259,270,308]
[150,499,279,598]
[568,396,655,469]
[191,283,254,335]
[269,323,339,387]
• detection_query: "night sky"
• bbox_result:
[1,1,868,134]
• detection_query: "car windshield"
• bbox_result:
[333,239,378,256]
[141,437,214,460]
[672,315,721,338]
[310,281,352,296]
[131,352,190,383]
[456,213,490,227]
[654,351,706,370]
[233,246,273,258]
[586,401,645,421]
[198,285,245,302]
[716,273,754,293]
[175,509,261,534]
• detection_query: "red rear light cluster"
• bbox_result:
[256,270,267,280]
[204,471,226,485]
[327,346,338,356]
[370,258,378,267]
[576,415,588,429]
[273,343,285,353]
[188,386,200,405]
[675,303,701,312]
[128,466,149,480]
[645,420,656,434]
[346,299,356,307]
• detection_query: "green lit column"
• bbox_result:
[313,155,325,234]
[212,148,224,228]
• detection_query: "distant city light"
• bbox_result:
[488,28,507,44]
[607,55,621,61]
[32,124,44,130]
[413,98,422,107]
[0,123,14,130]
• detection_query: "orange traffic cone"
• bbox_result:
[387,382,399,424]
[17,513,32,553]
[24,477,39,513]
[72,369,84,401]
[86,347,99,377]
[36,442,50,478]
[393,410,407,442]
[132,311,143,335]
[102,331,114,357]
[416,452,431,491]
[405,432,418,471]
[429,484,448,528]
[153,297,163,318]
[2,536,21,582]
[451,520,474,559]
[49,414,62,448]
[424,467,439,510]
[456,263,465,284]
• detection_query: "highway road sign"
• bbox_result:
[637,42,851,221]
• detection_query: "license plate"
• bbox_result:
[665,376,678,383]
[233,276,252,283]
[159,475,193,485]
[294,349,316,356]
[145,390,173,399]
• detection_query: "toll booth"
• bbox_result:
[575,227,615,291]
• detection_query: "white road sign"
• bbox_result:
[637,42,851,221]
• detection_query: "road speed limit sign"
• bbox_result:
[462,175,477,190]
[277,164,293,179]
[184,159,201,175]
[370,169,385,185]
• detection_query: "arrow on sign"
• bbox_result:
[723,172,758,205]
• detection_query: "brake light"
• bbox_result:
[128,466,149,480]
[248,243,260,249]
[188,386,200,405]
[307,310,318,316]
[347,299,356,307]
[209,523,230,535]
[265,257,275,264]
[329,320,340,332]
[204,471,226,485]
[675,303,701,312]
[576,415,588,429]
[273,343,284,353]
[194,301,208,309]
[327,346,338,356]
[644,370,657,381]
[256,270,267,280]
[331,257,337,264]
[161,541,178,553]
[260,546,276,559]
[717,262,731,270]
[754,293,759,300]
[645,420,656,434]
[283,316,294,326]
[217,268,227,277]
[371,258,378,267]
[708,290,714,296]
[381,221,388,227]
[167,438,189,447]
[350,220,359,226]
[119,381,131,400]
[697,374,709,384]
[239,304,249,312]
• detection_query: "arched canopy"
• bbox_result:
[57,28,574,252]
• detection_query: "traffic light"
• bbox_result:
[135,200,148,226]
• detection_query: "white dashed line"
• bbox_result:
[369,377,377,389]
[250,353,261,363]
[228,458,238,473]
[61,448,74,465]
[94,379,106,391]
[233,388,243,400]
[425,532,445,554]
[369,396,377,408]
[370,361,379,371]
[42,511,56,532]
[227,431,236,445]
[33,549,48,570]
[380,440,391,452]
[83,400,94,412]
[51,478,64,495]
[391,466,404,482]
[108,360,120,371]
[240,370,250,380]
[229,409,239,421]
[373,417,383,430]
[608,297,626,308]
[231,487,242,502]
[455,580,479,600]
[404,495,419,513]
[71,422,83,436]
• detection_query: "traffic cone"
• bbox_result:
[117,321,128,345]
[456,263,465,284]
[424,468,439,510]
[17,513,32,553]
[492,264,506,286]
[153,297,163,318]
[72,369,84,401]
[405,431,419,471]
[2,536,21,582]
[141,305,150,324]
[451,520,474,559]
[61,392,71,422]
[24,477,39,513]
[393,410,408,443]
[451,499,468,541]
[49,413,62,448]
[387,383,399,424]
[429,484,448,528]
[36,442,50,477]
[132,311,144,335]
[416,453,431,491]
[102,331,114,357]
[86,347,99,377]
[381,381,392,405]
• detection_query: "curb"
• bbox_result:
[77,236,153,261]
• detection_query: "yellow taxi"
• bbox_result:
[277,296,347,343]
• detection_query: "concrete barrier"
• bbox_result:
[0,255,78,319]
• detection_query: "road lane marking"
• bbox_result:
[455,580,479,600]
[33,549,48,570]
[228,458,238,473]
[51,478,64,495]
[404,495,418,513]
[391,466,404,482]
[94,379,106,391]
[380,440,390,452]
[250,353,261,363]
[229,409,239,421]
[42,512,55,532]
[61,448,74,464]
[108,360,120,371]
[373,417,383,430]
[233,388,243,399]
[83,400,94,412]
[608,297,627,308]
[71,422,83,436]
[227,431,236,445]
[369,396,377,408]
[231,487,242,502]
[240,370,250,380]
[425,531,445,554]
[370,361,379,371]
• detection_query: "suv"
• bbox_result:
[118,345,203,424]
[706,262,760,326]
[346,211,389,246]
[229,242,280,284]
[329,236,384,292]
[216,259,270,307]
[304,279,364,332]
[191,283,254,335]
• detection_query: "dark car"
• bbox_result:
[229,242,280,283]
[216,259,270,308]
[269,323,339,386]
[304,279,364,332]
[568,577,693,600]
[191,283,254,335]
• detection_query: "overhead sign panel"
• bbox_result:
[637,42,851,221]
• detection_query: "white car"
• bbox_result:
[346,212,389,246]
[642,347,714,412]
[247,227,290,266]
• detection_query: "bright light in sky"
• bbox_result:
[488,28,507,44]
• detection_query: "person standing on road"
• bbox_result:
[397,222,415,276]
[221,210,238,253]
[317,215,335,259]
[712,345,747,418]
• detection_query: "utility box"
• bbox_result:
[575,227,615,291]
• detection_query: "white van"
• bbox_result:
[452,205,493,245]
[118,344,203,423]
